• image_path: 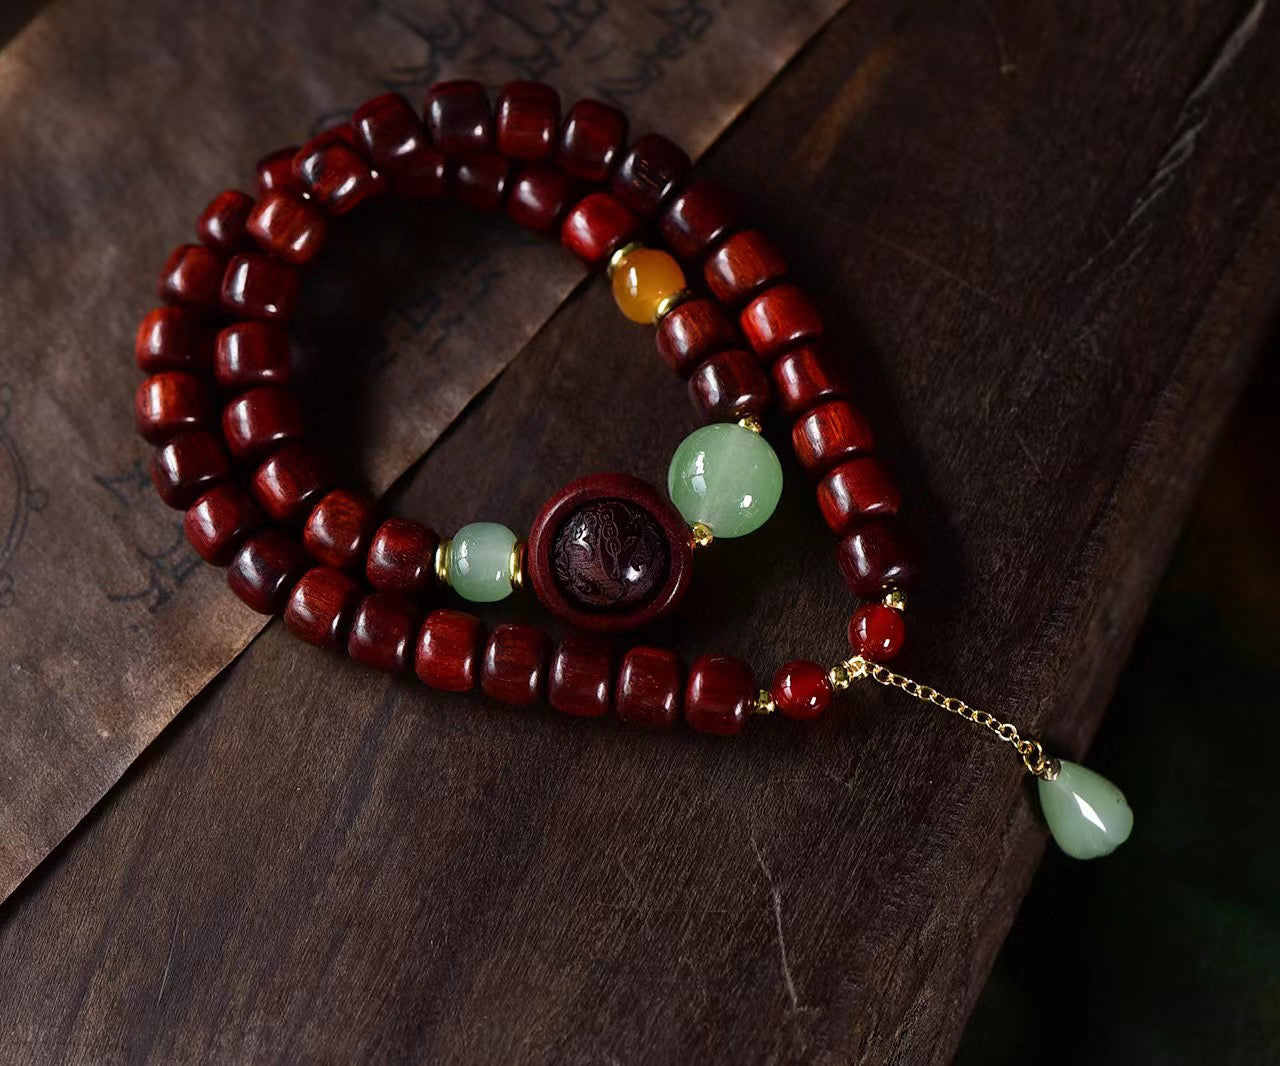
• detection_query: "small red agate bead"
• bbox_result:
[848,604,905,662]
[770,660,833,720]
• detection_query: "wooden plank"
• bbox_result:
[1,0,1277,1061]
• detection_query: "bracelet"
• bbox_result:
[132,79,1132,860]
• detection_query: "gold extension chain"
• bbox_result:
[844,657,1060,780]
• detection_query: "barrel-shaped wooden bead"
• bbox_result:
[817,458,901,534]
[353,92,446,199]
[548,635,613,718]
[247,192,328,265]
[452,152,511,212]
[481,623,550,706]
[366,517,439,597]
[560,192,639,267]
[292,129,381,215]
[496,81,560,160]
[221,386,303,460]
[135,372,210,444]
[215,322,291,389]
[284,567,363,650]
[303,489,375,570]
[611,133,691,217]
[424,80,493,155]
[704,229,786,305]
[687,350,772,423]
[196,189,254,253]
[615,646,682,729]
[837,520,920,598]
[251,442,328,524]
[184,484,263,565]
[135,307,215,374]
[256,146,305,198]
[150,430,230,509]
[416,608,486,692]
[507,164,577,235]
[740,283,824,360]
[348,592,420,674]
[220,252,299,322]
[558,98,627,182]
[655,298,738,377]
[685,655,754,736]
[158,244,225,309]
[660,178,738,262]
[227,530,310,614]
[771,344,848,417]
[792,400,874,475]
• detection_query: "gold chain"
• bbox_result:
[844,657,1059,779]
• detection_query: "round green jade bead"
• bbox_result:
[667,422,783,538]
[447,522,518,603]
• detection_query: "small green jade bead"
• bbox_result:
[667,422,783,538]
[447,522,518,603]
[1037,760,1133,860]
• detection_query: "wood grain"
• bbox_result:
[2,1,1278,1062]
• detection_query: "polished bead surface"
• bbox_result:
[496,81,560,160]
[221,386,303,460]
[448,522,517,603]
[451,152,510,212]
[560,192,639,267]
[481,623,550,705]
[818,458,901,534]
[792,399,874,475]
[220,252,299,322]
[415,608,485,692]
[1037,761,1133,859]
[285,567,363,650]
[685,655,754,736]
[247,191,329,264]
[227,530,309,614]
[611,133,691,217]
[348,592,419,674]
[158,244,225,309]
[740,283,824,359]
[615,646,682,728]
[256,146,305,197]
[424,80,492,155]
[135,307,215,374]
[558,98,627,182]
[353,92,447,198]
[668,422,783,538]
[704,229,786,305]
[770,660,833,720]
[303,489,374,570]
[611,247,686,324]
[848,604,905,662]
[134,372,210,444]
[150,430,230,509]
[660,178,738,261]
[655,297,738,377]
[292,129,381,215]
[196,189,254,253]
[687,349,771,423]
[366,517,438,597]
[507,164,577,235]
[215,321,292,389]
[837,520,920,598]
[184,484,263,565]
[771,344,848,417]
[251,443,328,524]
[548,635,613,718]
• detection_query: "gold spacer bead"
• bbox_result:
[828,664,851,691]
[652,289,690,323]
[690,522,714,548]
[509,540,526,591]
[883,589,907,611]
[607,240,645,279]
[752,689,776,715]
[737,415,764,434]
[434,538,452,586]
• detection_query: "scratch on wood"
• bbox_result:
[156,905,180,1008]
[750,833,800,1011]
[972,0,1018,76]
[860,227,1006,308]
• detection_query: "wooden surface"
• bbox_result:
[2,1,1278,1062]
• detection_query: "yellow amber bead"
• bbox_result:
[611,247,686,324]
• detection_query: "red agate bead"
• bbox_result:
[848,604,905,662]
[686,655,754,736]
[770,660,833,720]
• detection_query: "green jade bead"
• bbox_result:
[448,522,517,603]
[667,423,783,538]
[1037,759,1133,860]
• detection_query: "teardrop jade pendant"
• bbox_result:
[1036,760,1133,860]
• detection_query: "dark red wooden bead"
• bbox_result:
[227,530,309,614]
[704,229,786,306]
[792,400,874,475]
[251,442,328,524]
[196,189,254,253]
[560,192,639,267]
[740,283,824,360]
[134,372,210,444]
[771,343,848,417]
[507,164,577,235]
[150,430,230,509]
[135,307,216,374]
[837,520,921,599]
[451,152,511,212]
[158,244,225,309]
[215,321,292,389]
[496,81,559,160]
[611,133,691,217]
[366,517,438,598]
[256,146,305,198]
[221,385,303,461]
[284,567,363,650]
[424,80,492,155]
[184,484,263,565]
[817,458,901,535]
[220,252,299,322]
[303,489,375,570]
[659,178,738,262]
[292,129,381,215]
[353,92,447,199]
[848,604,906,662]
[246,191,328,265]
[685,655,754,736]
[416,608,485,692]
[548,635,613,718]
[615,646,683,729]
[348,592,420,674]
[655,298,738,377]
[481,623,550,706]
[687,349,772,423]
[770,659,833,721]
[557,98,627,182]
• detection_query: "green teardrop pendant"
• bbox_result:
[1036,760,1133,860]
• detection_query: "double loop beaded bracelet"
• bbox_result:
[134,79,1132,860]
